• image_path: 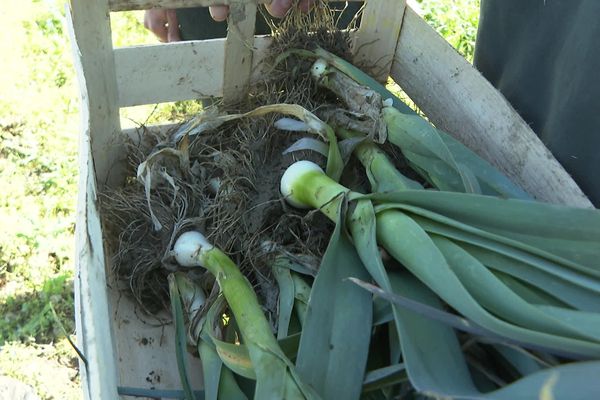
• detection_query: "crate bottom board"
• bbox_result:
[75,282,206,397]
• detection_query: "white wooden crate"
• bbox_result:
[67,1,591,398]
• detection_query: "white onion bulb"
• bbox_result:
[280,160,323,208]
[173,231,213,267]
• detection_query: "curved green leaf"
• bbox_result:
[273,259,295,339]
[463,244,598,311]
[168,274,197,400]
[374,209,600,358]
[362,364,408,393]
[432,235,600,342]
[386,271,479,397]
[198,339,248,400]
[295,205,373,400]
[369,190,600,275]
[198,340,222,400]
[484,361,600,400]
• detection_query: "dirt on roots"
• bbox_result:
[100,2,359,318]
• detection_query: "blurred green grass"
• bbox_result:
[0,1,479,397]
[416,0,480,62]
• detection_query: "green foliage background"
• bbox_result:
[416,0,480,62]
[0,0,479,397]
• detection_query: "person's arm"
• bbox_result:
[144,0,313,42]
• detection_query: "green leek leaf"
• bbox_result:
[198,340,222,400]
[432,235,600,342]
[273,259,295,339]
[168,274,197,400]
[295,203,373,400]
[374,209,600,358]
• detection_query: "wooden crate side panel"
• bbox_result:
[107,288,204,392]
[74,137,120,400]
[223,2,257,103]
[68,2,121,399]
[390,7,592,208]
[115,40,225,106]
[114,36,272,107]
[110,0,269,12]
[69,0,124,188]
[109,0,365,12]
[353,0,406,82]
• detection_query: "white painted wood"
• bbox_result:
[108,0,363,12]
[223,2,257,103]
[115,39,224,106]
[67,2,121,399]
[109,0,269,12]
[354,0,406,82]
[390,6,592,208]
[69,0,123,188]
[114,36,272,107]
[108,287,204,393]
[73,128,120,400]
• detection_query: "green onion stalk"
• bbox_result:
[282,45,600,397]
[279,160,600,359]
[334,127,423,192]
[172,232,315,399]
[310,50,533,199]
[169,272,254,399]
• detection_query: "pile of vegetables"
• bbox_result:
[104,4,600,399]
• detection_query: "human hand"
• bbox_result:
[143,9,182,42]
[208,0,315,22]
[266,0,314,17]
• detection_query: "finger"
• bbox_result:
[166,9,181,42]
[209,5,230,22]
[265,0,293,18]
[144,9,169,42]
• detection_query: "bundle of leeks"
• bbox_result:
[270,48,600,399]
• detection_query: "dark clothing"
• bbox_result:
[176,7,272,40]
[176,2,362,41]
[475,0,600,206]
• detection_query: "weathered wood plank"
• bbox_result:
[69,0,124,188]
[108,0,363,12]
[67,2,122,399]
[109,0,269,12]
[114,36,272,106]
[353,0,406,82]
[223,2,257,103]
[107,287,204,393]
[115,39,224,106]
[74,142,121,400]
[390,7,592,208]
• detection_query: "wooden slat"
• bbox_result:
[69,1,124,190]
[108,0,363,12]
[115,39,224,106]
[114,36,272,106]
[109,0,269,12]
[223,1,257,103]
[390,7,592,208]
[74,143,121,400]
[107,287,204,392]
[67,1,124,398]
[353,0,406,82]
